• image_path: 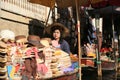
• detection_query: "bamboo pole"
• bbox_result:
[95,14,102,79]
[75,0,81,80]
[111,6,118,71]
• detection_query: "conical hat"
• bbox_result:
[45,23,69,38]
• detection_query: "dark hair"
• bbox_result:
[51,26,63,44]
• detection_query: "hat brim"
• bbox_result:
[25,41,44,48]
[0,41,7,49]
[0,66,7,73]
[22,55,35,59]
[44,23,69,37]
[0,57,7,63]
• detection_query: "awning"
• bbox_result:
[28,0,55,8]
[29,0,104,8]
[92,0,120,8]
[91,6,120,14]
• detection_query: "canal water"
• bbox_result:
[82,68,120,80]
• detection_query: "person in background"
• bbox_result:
[48,23,71,54]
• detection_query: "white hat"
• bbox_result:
[0,30,15,40]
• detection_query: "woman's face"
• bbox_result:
[53,29,61,40]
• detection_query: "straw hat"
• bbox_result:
[0,57,7,63]
[40,38,52,47]
[0,62,6,68]
[0,66,7,73]
[22,54,35,59]
[45,23,69,37]
[15,35,27,43]
[0,73,7,79]
[0,41,7,49]
[27,35,44,48]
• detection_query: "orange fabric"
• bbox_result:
[81,59,94,67]
[15,64,20,73]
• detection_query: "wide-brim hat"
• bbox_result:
[0,52,7,57]
[0,29,15,42]
[0,41,7,49]
[40,38,52,47]
[45,23,69,38]
[0,57,7,63]
[22,54,35,59]
[26,35,45,48]
[0,66,7,73]
[15,35,27,43]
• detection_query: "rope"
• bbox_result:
[118,58,120,61]
[96,61,101,64]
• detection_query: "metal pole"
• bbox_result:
[75,0,81,80]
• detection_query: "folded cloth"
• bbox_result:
[71,62,79,69]
[63,67,74,73]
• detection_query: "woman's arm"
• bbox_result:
[61,40,71,54]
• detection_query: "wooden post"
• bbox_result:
[95,14,102,79]
[112,17,118,72]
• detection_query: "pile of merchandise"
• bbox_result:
[0,47,7,80]
[0,30,79,80]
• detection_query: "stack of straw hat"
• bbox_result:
[0,42,7,80]
[0,29,15,79]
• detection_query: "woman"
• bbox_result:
[49,23,70,54]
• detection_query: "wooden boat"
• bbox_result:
[81,58,95,68]
[81,57,116,71]
[41,69,79,80]
[101,60,116,71]
[11,69,78,80]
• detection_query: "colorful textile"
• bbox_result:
[7,65,15,80]
[37,64,48,75]
[33,47,48,74]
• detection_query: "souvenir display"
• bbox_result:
[0,35,78,80]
